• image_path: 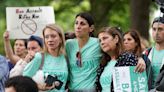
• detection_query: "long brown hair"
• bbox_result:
[123,29,142,56]
[98,27,123,66]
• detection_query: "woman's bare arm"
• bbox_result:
[3,31,21,64]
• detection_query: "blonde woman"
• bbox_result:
[23,24,68,92]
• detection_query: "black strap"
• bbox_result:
[145,47,152,57]
[39,53,44,69]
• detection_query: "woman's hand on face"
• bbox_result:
[135,57,146,73]
[23,51,35,63]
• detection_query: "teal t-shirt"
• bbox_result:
[23,52,68,92]
[65,37,102,90]
[100,60,117,92]
[151,47,164,88]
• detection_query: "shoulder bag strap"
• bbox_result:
[39,53,44,69]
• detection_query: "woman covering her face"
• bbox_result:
[65,12,102,91]
[23,24,68,92]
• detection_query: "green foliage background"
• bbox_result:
[0,0,157,55]
[0,0,92,55]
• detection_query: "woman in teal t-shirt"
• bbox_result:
[65,12,102,91]
[97,27,141,92]
[23,24,68,92]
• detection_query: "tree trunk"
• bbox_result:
[89,0,111,34]
[130,0,150,40]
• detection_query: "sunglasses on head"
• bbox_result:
[76,51,82,67]
[153,17,164,24]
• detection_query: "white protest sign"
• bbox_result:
[113,66,148,92]
[6,6,55,39]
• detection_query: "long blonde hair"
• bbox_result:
[42,24,65,55]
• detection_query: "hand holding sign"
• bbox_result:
[3,31,10,41]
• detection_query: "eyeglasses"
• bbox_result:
[76,51,82,67]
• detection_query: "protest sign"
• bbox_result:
[6,6,55,39]
[113,66,148,92]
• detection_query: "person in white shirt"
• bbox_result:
[9,35,43,77]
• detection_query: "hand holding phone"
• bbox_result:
[45,75,63,90]
[45,75,56,87]
[54,80,63,90]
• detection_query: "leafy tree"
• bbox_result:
[0,0,156,55]
[89,0,130,32]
